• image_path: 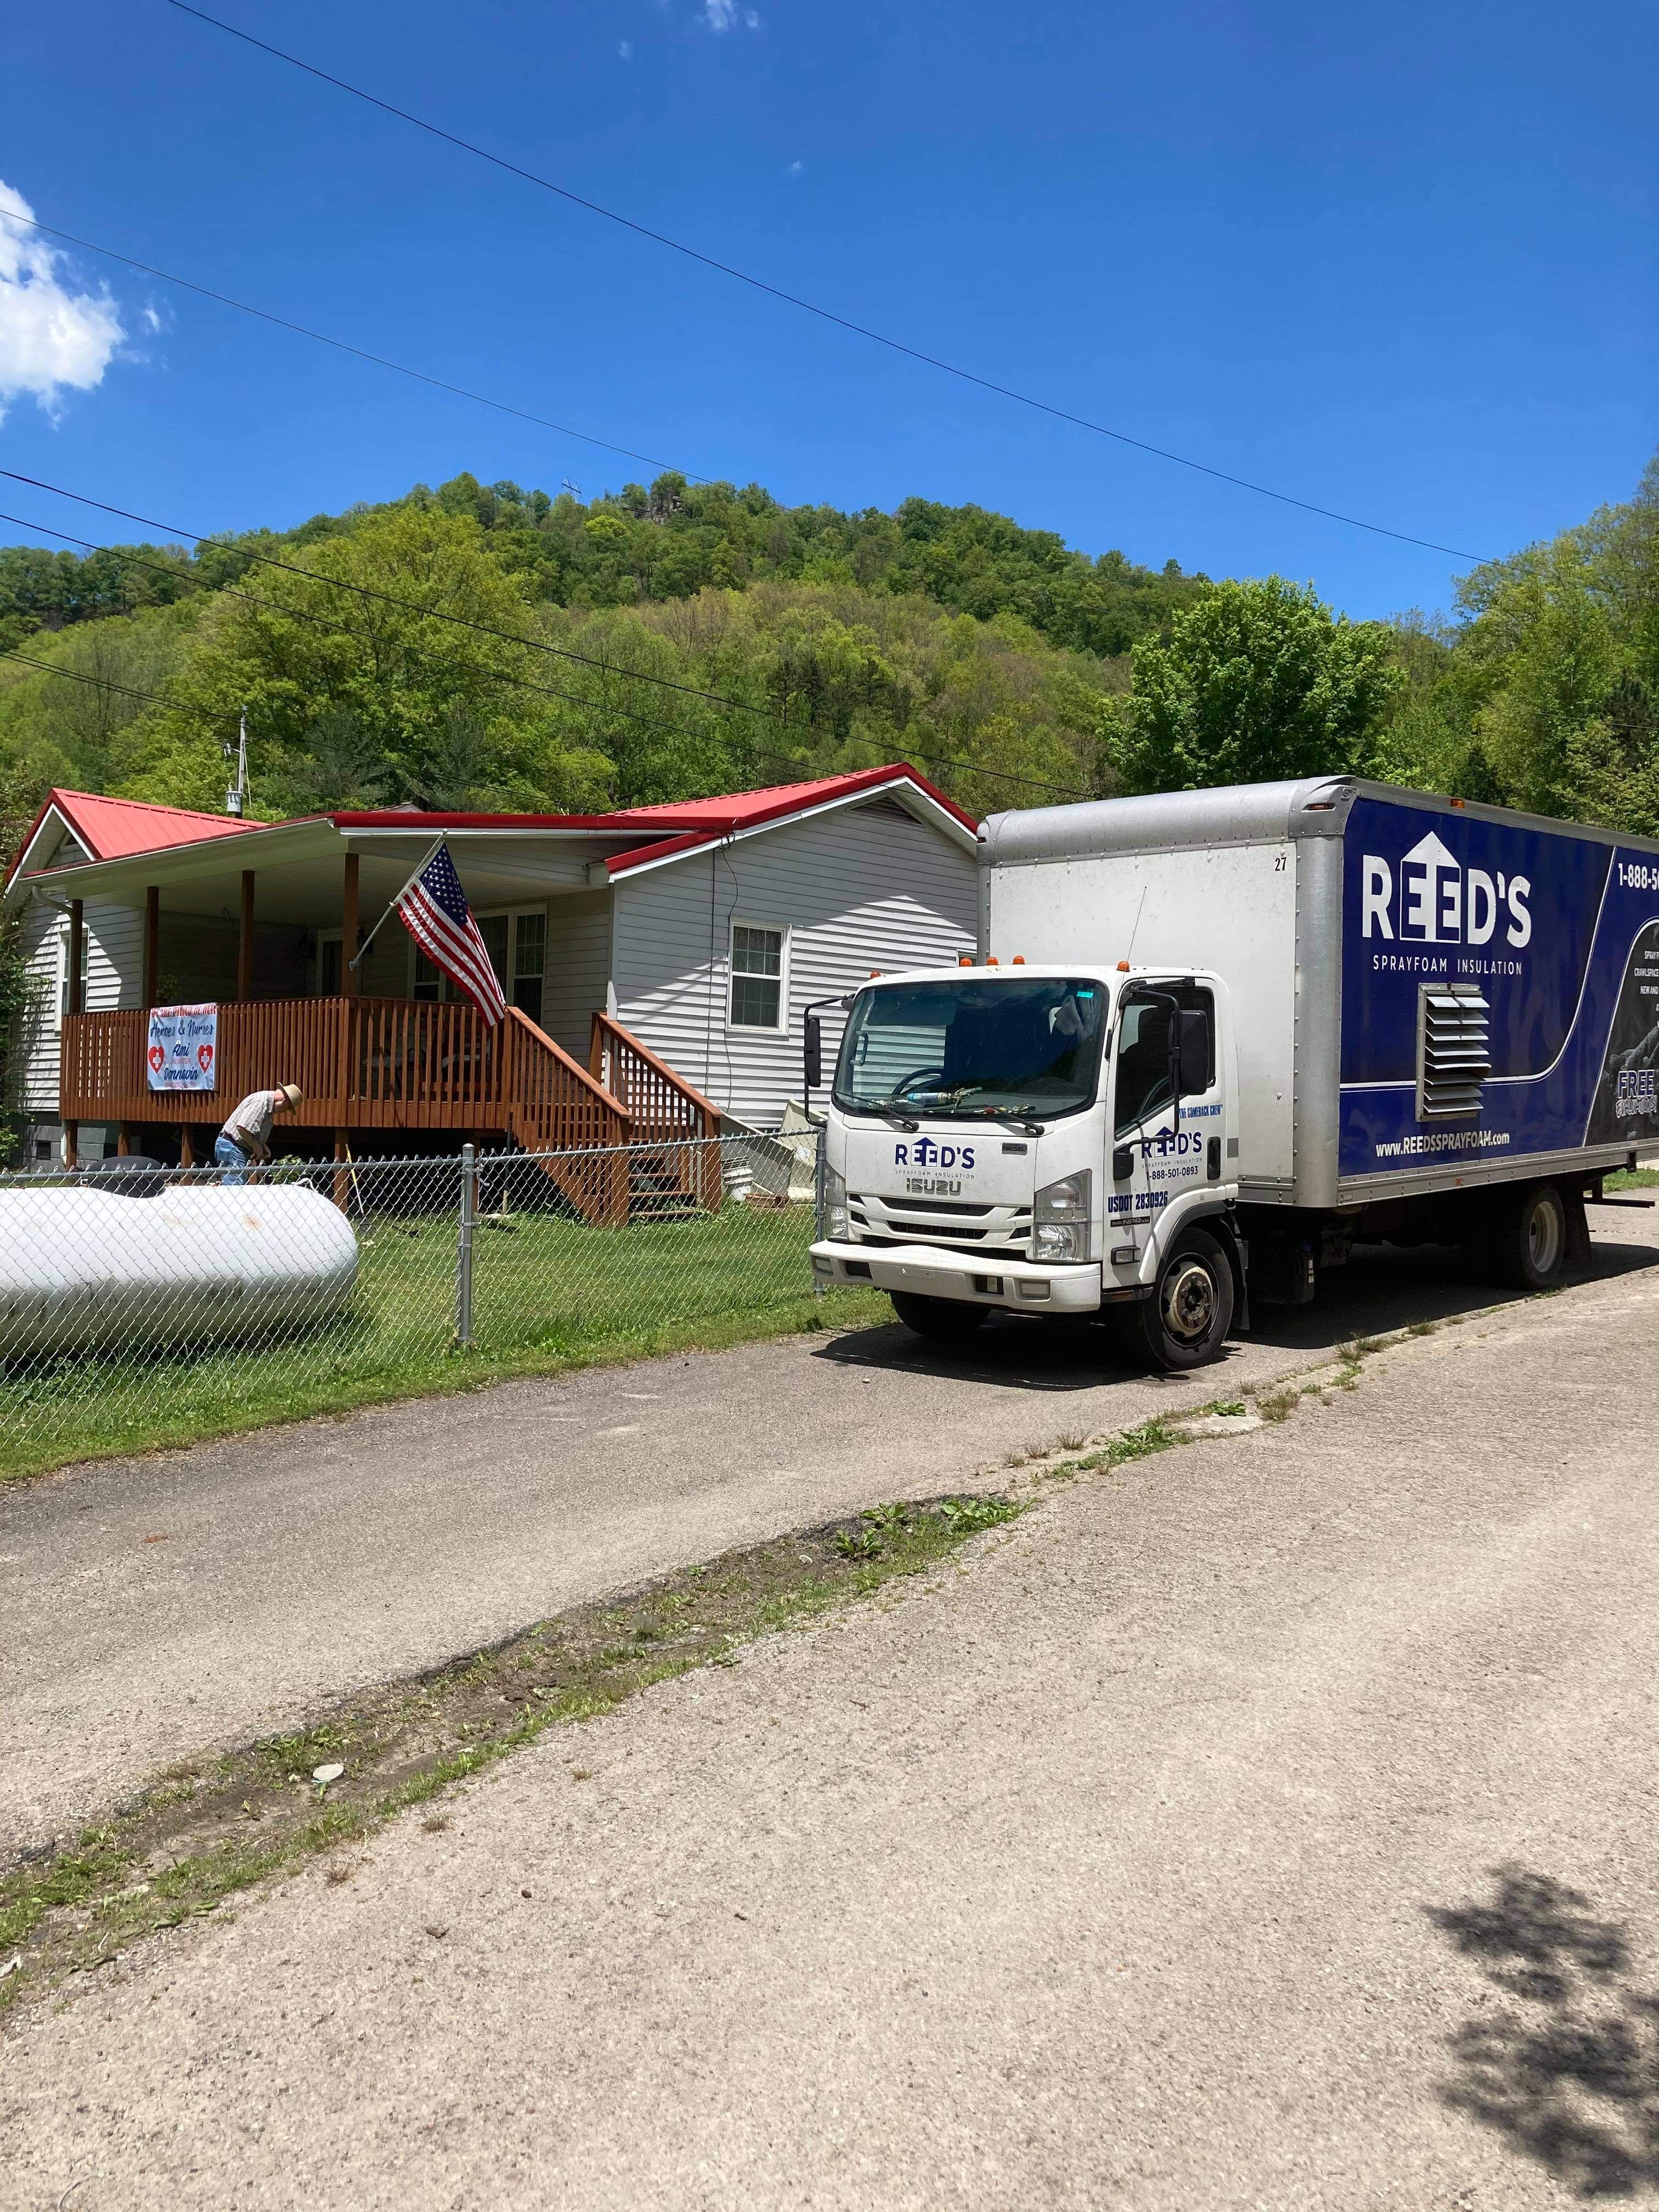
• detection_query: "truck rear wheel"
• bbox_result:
[1129,1229,1235,1372]
[889,1292,990,1344]
[1488,1180,1569,1291]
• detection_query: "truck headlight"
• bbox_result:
[1033,1170,1091,1262]
[823,1161,850,1239]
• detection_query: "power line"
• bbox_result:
[0,204,706,488]
[1,646,238,725]
[0,470,1092,798]
[161,0,1494,565]
[0,506,753,749]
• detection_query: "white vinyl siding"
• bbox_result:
[539,889,612,1064]
[14,895,145,1118]
[610,800,976,1126]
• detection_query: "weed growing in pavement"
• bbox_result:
[0,1489,1023,2017]
[1255,1387,1302,1424]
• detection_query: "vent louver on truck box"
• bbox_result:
[1417,982,1491,1120]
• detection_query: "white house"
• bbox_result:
[4,765,979,1168]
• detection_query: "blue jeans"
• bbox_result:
[215,1134,251,1184]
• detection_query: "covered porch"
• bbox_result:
[39,812,721,1219]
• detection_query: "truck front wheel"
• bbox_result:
[1129,1229,1235,1372]
[1488,1180,1569,1291]
[889,1292,990,1344]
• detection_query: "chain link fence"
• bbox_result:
[0,1128,834,1479]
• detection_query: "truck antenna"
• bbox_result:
[1124,888,1148,970]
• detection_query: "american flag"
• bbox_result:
[396,841,507,1025]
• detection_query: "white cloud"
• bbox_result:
[0,184,124,424]
[618,37,633,57]
[700,0,759,28]
[787,159,803,176]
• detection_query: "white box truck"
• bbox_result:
[808,776,1659,1369]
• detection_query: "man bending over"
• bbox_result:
[216,1084,303,1183]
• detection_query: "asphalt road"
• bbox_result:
[6,1217,1659,2207]
[8,1237,1649,1851]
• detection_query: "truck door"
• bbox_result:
[1107,980,1224,1259]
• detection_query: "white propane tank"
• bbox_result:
[0,1184,359,1356]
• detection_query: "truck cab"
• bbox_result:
[809,961,1245,1370]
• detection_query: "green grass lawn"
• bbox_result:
[1605,1166,1659,1189]
[0,1200,887,1484]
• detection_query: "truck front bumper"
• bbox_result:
[809,1239,1103,1314]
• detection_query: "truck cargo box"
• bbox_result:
[979,777,1659,1209]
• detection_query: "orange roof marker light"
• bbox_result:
[1012,955,1025,964]
[1117,960,1131,972]
[986,955,1000,966]
[958,955,973,966]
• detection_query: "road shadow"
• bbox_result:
[813,1233,1659,1395]
[1427,1865,1659,2197]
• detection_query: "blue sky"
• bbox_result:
[1,0,1654,620]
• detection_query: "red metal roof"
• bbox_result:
[24,788,265,867]
[326,765,975,842]
[9,765,974,889]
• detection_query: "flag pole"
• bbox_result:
[348,834,447,973]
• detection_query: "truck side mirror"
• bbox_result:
[1112,1143,1133,1182]
[804,1011,822,1093]
[1174,1008,1210,1098]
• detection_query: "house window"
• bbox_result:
[513,912,546,1024]
[729,923,785,1030]
[414,911,544,1016]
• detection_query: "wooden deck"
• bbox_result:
[60,997,724,1223]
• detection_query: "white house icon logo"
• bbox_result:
[1361,830,1532,948]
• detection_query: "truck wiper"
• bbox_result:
[859,1097,922,1131]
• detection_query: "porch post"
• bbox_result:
[67,898,84,1016]
[236,870,255,1001]
[341,853,360,997]
[142,884,159,1008]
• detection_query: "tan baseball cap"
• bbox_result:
[281,1084,304,1109]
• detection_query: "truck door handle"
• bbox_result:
[1206,1136,1221,1180]
[1113,1144,1133,1182]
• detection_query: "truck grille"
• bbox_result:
[849,1192,1033,1260]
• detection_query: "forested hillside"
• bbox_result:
[0,475,1197,824]
[0,454,1654,839]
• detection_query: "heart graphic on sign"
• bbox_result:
[198,1043,215,1073]
[148,1045,165,1072]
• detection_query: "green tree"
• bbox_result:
[120,507,612,814]
[1108,575,1402,793]
[0,601,201,812]
[1374,453,1659,830]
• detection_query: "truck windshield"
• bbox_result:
[834,977,1107,1120]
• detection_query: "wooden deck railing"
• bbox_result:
[589,1011,723,1212]
[57,1000,727,1223]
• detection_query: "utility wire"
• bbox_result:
[1,471,1092,798]
[0,204,706,488]
[162,0,1494,565]
[0,506,763,752]
[1,646,239,724]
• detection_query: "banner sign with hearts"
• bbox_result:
[145,1003,218,1093]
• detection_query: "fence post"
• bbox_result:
[813,1125,825,1301]
[456,1142,478,1347]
